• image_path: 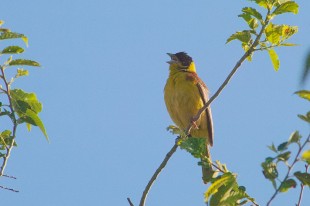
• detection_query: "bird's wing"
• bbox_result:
[195,75,214,147]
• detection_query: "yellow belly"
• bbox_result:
[164,72,209,138]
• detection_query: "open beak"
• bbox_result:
[166,53,177,64]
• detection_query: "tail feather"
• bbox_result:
[202,144,213,184]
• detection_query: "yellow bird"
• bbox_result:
[164,52,214,183]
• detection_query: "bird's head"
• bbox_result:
[167,52,196,72]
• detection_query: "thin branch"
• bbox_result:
[138,9,271,206]
[0,185,19,193]
[0,65,18,177]
[139,142,178,206]
[266,134,310,206]
[2,174,17,179]
[127,198,134,206]
[296,164,309,206]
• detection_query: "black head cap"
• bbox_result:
[175,52,193,67]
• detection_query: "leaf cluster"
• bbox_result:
[227,0,299,70]
[0,21,48,174]
[205,172,257,206]
[262,92,310,200]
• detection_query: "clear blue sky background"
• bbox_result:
[1,0,309,205]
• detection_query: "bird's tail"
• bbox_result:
[201,144,213,184]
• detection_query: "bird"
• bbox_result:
[164,52,214,183]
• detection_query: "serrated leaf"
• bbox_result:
[294,172,310,186]
[295,90,310,101]
[301,150,310,164]
[179,137,206,158]
[242,7,263,22]
[297,112,310,124]
[226,30,252,44]
[1,46,24,54]
[268,49,280,71]
[288,131,301,143]
[273,1,299,16]
[279,179,297,192]
[8,59,40,67]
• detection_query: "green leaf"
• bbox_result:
[22,109,48,141]
[277,141,288,151]
[0,32,28,46]
[301,150,310,164]
[226,30,252,44]
[209,179,236,206]
[279,179,297,192]
[242,43,253,61]
[298,112,310,124]
[249,0,269,9]
[295,90,310,101]
[277,151,291,162]
[205,172,235,203]
[268,143,277,153]
[273,1,299,16]
[265,23,298,45]
[242,7,263,22]
[8,59,40,67]
[239,13,258,30]
[166,125,186,137]
[179,137,206,158]
[288,131,301,143]
[0,130,16,149]
[279,43,298,46]
[15,68,29,78]
[10,89,42,113]
[1,46,24,54]
[294,172,310,186]
[262,159,278,180]
[268,49,280,71]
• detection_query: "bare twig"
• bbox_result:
[296,164,309,206]
[139,142,178,206]
[2,174,17,179]
[127,197,134,206]
[0,185,19,193]
[137,9,271,206]
[266,134,310,206]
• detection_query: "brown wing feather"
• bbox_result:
[195,76,214,147]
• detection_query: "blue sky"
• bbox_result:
[1,0,309,205]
